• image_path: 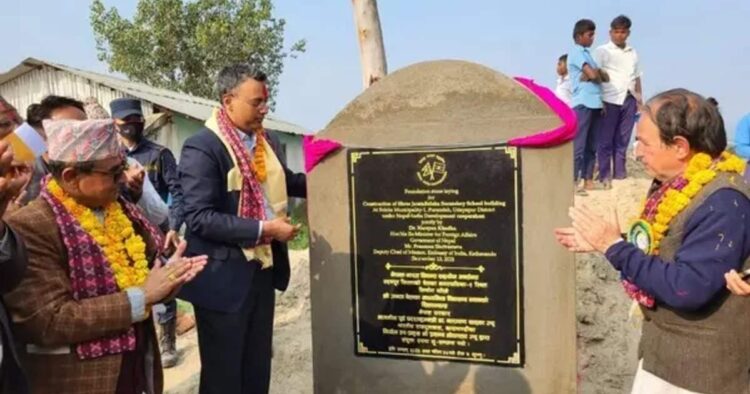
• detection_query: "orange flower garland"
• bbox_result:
[253,132,267,183]
[47,179,149,289]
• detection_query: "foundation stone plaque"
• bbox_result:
[349,145,523,365]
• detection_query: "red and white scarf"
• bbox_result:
[215,108,271,243]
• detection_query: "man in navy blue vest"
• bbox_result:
[110,98,185,368]
[178,63,306,394]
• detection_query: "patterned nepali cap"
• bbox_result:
[43,119,121,162]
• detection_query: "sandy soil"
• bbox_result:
[163,250,313,394]
[574,176,652,394]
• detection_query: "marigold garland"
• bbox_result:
[624,151,746,308]
[649,151,746,252]
[47,179,149,289]
[253,132,267,183]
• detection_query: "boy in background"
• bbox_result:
[555,54,572,105]
[594,15,643,188]
[567,19,609,195]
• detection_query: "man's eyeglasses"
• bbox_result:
[229,94,268,110]
[90,160,129,179]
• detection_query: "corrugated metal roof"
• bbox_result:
[0,57,311,135]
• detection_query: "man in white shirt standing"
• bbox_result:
[555,54,572,106]
[594,15,643,188]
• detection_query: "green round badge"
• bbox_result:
[628,220,654,254]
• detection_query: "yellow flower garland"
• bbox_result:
[47,179,149,289]
[650,151,746,251]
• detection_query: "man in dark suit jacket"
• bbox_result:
[1,228,29,394]
[0,139,30,394]
[178,63,306,394]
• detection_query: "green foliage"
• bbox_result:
[287,200,309,250]
[288,221,309,250]
[90,0,305,107]
[176,299,194,315]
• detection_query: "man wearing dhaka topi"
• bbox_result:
[2,118,207,394]
[556,89,750,393]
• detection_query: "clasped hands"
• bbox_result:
[557,205,750,298]
[554,205,623,254]
[142,215,302,305]
[141,241,207,305]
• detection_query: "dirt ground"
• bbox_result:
[574,175,653,393]
[165,164,653,394]
[163,249,313,394]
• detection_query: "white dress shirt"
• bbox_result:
[555,75,572,106]
[594,41,642,105]
[630,360,701,394]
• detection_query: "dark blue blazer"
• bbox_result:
[177,129,306,313]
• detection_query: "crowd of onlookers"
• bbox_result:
[0,62,307,394]
[554,14,750,193]
[554,15,642,195]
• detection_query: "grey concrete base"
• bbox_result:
[309,60,577,394]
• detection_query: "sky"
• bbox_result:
[1,0,749,138]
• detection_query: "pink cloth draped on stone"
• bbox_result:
[507,77,578,148]
[303,135,342,173]
[302,76,577,173]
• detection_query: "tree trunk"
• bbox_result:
[351,0,387,89]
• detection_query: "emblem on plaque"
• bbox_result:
[417,154,448,186]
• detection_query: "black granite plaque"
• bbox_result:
[348,145,524,366]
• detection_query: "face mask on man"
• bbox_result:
[118,122,145,141]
